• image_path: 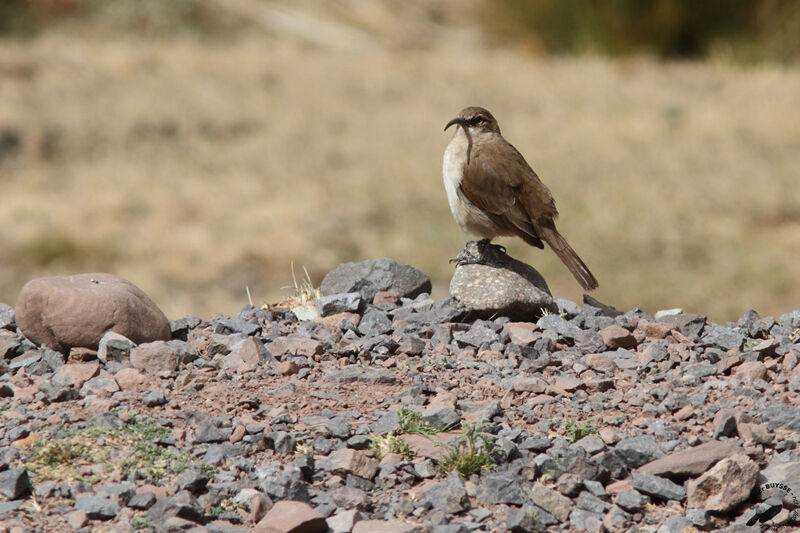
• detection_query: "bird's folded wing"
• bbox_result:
[460,141,552,245]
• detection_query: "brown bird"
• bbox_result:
[443,106,598,291]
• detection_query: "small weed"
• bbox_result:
[263,263,320,311]
[131,515,150,530]
[26,416,215,484]
[564,418,598,443]
[396,408,450,436]
[437,420,499,477]
[368,432,416,460]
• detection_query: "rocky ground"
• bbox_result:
[1,259,800,533]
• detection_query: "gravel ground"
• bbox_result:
[1,278,799,532]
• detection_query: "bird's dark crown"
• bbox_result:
[445,106,501,134]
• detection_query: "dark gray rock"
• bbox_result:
[632,472,686,501]
[0,303,15,330]
[657,515,694,533]
[258,466,310,503]
[615,436,665,469]
[371,410,400,435]
[358,309,393,336]
[662,313,706,340]
[568,508,604,533]
[177,467,209,494]
[537,315,580,340]
[576,491,609,513]
[142,390,168,407]
[194,421,228,444]
[74,494,120,520]
[0,469,32,500]
[128,492,157,510]
[214,317,260,336]
[419,474,469,513]
[476,470,528,505]
[321,258,432,302]
[702,324,745,351]
[146,492,205,525]
[449,243,557,321]
[316,293,363,316]
[95,482,135,507]
[326,366,399,385]
[506,506,546,533]
[421,408,461,431]
[614,491,648,512]
[684,362,718,380]
[97,331,135,363]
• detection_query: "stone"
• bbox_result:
[569,508,604,533]
[52,362,100,388]
[614,491,648,512]
[702,324,744,351]
[0,469,33,499]
[600,325,637,349]
[358,310,393,336]
[538,314,580,340]
[254,500,327,533]
[584,353,617,373]
[316,292,363,316]
[615,436,665,469]
[131,341,187,374]
[657,516,694,533]
[328,449,379,480]
[128,492,157,510]
[177,467,209,494]
[760,460,800,492]
[631,473,686,502]
[530,482,572,522]
[114,368,148,391]
[637,321,675,339]
[321,258,432,302]
[327,510,362,533]
[511,376,548,393]
[713,408,738,438]
[352,520,417,533]
[80,374,120,398]
[450,244,557,321]
[503,322,539,346]
[15,273,171,354]
[97,331,135,363]
[142,390,168,407]
[66,509,89,529]
[326,366,398,385]
[735,361,768,382]
[506,506,546,532]
[223,336,269,371]
[74,494,120,520]
[637,440,741,478]
[686,454,759,512]
[267,336,323,359]
[476,471,527,505]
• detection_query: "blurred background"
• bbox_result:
[1,0,799,322]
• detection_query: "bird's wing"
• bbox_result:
[459,138,556,246]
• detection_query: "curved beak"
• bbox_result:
[444,117,467,131]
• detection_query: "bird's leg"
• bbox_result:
[450,239,507,265]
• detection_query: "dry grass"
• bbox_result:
[1,16,799,321]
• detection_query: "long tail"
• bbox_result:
[538,223,599,291]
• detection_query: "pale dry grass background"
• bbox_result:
[1,13,799,322]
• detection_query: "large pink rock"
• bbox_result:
[255,500,327,533]
[15,273,171,354]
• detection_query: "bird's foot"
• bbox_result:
[450,239,507,266]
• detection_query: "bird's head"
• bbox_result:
[445,106,501,135]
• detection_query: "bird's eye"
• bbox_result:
[470,116,485,125]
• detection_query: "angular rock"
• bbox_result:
[15,273,171,354]
[735,361,768,383]
[267,336,323,359]
[255,500,327,533]
[328,448,379,480]
[321,258,432,302]
[326,366,398,385]
[52,362,100,388]
[637,440,741,478]
[352,520,417,533]
[316,292,363,316]
[631,473,686,501]
[450,243,557,321]
[130,340,193,374]
[686,454,759,512]
[530,482,572,522]
[600,325,636,349]
[74,494,120,520]
[97,331,135,363]
[584,353,617,373]
[615,436,665,469]
[477,471,527,505]
[503,322,539,346]
[327,510,362,533]
[0,469,33,500]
